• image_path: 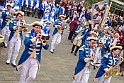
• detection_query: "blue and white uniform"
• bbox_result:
[1,9,12,46]
[6,19,24,65]
[50,9,56,22]
[17,29,49,83]
[95,52,119,83]
[50,18,66,53]
[41,10,51,23]
[72,45,94,83]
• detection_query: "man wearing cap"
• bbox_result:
[95,45,122,83]
[17,21,49,83]
[50,14,66,53]
[1,3,12,47]
[6,11,26,67]
[72,37,97,83]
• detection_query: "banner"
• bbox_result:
[92,1,108,24]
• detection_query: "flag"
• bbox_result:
[92,1,108,24]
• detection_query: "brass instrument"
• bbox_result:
[104,58,124,79]
[20,26,27,32]
[57,20,67,33]
[39,36,47,45]
[0,35,4,43]
[6,9,15,26]
[19,20,28,32]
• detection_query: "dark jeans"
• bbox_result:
[38,10,44,19]
[68,31,74,40]
[32,8,39,18]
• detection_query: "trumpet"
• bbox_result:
[20,26,27,32]
[57,20,67,33]
[104,58,124,79]
[39,36,47,44]
[16,20,28,32]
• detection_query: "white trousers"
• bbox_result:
[97,74,112,83]
[19,58,38,83]
[7,36,21,63]
[1,26,10,46]
[50,32,61,51]
[72,67,90,83]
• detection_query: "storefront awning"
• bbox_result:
[110,0,124,10]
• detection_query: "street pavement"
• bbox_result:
[0,16,124,83]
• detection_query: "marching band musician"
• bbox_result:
[41,10,51,23]
[42,20,51,40]
[50,8,56,22]
[1,3,13,47]
[50,14,66,53]
[6,11,26,67]
[95,46,122,83]
[101,27,111,57]
[17,21,49,83]
[72,37,97,83]
[93,40,104,69]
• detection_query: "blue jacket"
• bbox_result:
[9,19,23,41]
[42,13,51,22]
[74,45,91,76]
[95,52,119,78]
[17,29,49,68]
[101,37,111,57]
[52,19,64,36]
[1,10,10,29]
[50,12,56,21]
[42,25,50,36]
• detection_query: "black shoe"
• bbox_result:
[11,63,16,67]
[50,50,54,54]
[71,51,73,53]
[50,51,53,54]
[6,62,10,65]
[4,46,7,48]
[74,53,77,56]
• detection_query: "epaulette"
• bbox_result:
[79,45,85,51]
[104,53,110,58]
[25,31,31,37]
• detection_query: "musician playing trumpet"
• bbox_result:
[6,11,27,67]
[50,14,66,53]
[95,45,122,83]
[72,37,97,83]
[1,3,12,47]
[17,21,49,83]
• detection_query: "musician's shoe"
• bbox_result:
[4,43,7,48]
[50,49,54,54]
[6,60,10,65]
[11,62,16,68]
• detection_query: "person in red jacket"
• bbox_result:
[68,17,78,41]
